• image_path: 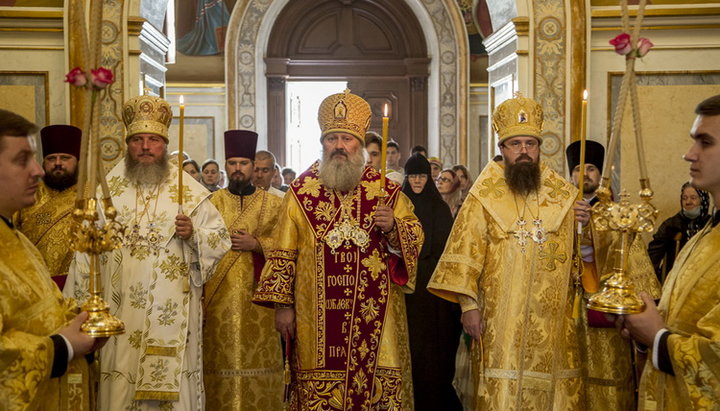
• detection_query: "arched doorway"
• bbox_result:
[264,0,429,166]
[225,0,468,168]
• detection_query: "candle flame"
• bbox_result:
[179,95,185,105]
[583,90,588,100]
[383,104,388,117]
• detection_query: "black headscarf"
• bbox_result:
[402,153,445,211]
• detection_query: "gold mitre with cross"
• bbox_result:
[492,92,544,144]
[318,88,372,142]
[122,90,173,142]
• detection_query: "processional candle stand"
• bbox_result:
[68,1,125,336]
[587,0,657,315]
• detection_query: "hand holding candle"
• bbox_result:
[178,96,185,206]
[380,104,389,195]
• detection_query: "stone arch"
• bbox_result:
[226,0,468,166]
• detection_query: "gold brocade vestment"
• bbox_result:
[577,221,661,411]
[204,188,284,410]
[428,161,583,410]
[253,163,424,410]
[0,221,92,411]
[64,162,230,411]
[638,222,720,410]
[14,181,78,289]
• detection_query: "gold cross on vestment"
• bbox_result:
[539,241,567,271]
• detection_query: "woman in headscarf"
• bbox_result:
[436,168,463,218]
[648,182,711,282]
[200,159,222,192]
[402,153,462,411]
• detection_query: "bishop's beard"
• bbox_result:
[505,155,541,196]
[44,168,78,191]
[125,151,170,186]
[318,148,365,192]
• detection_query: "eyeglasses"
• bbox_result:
[502,140,539,153]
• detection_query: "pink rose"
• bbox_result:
[636,37,653,57]
[609,33,632,56]
[64,67,87,87]
[90,67,114,88]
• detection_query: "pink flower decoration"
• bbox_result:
[90,67,114,89]
[636,37,653,57]
[609,33,632,56]
[65,67,87,87]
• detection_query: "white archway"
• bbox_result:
[225,0,468,165]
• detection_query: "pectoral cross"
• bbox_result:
[514,218,530,253]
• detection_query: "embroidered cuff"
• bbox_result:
[384,224,400,249]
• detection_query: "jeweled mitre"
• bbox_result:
[317,88,372,142]
[122,93,173,142]
[492,94,544,144]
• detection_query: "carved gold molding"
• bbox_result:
[512,17,530,37]
[0,9,62,19]
[127,17,145,36]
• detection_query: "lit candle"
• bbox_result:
[577,90,588,201]
[178,95,185,206]
[380,104,389,192]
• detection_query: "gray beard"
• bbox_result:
[124,152,170,186]
[504,159,541,197]
[318,149,365,192]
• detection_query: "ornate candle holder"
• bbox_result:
[587,180,657,314]
[70,197,126,337]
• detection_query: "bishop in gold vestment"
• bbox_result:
[253,90,423,410]
[64,94,230,410]
[15,125,82,291]
[203,130,284,410]
[566,140,661,411]
[428,95,583,410]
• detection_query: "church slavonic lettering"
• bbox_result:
[326,274,355,287]
[329,345,347,358]
[326,298,352,310]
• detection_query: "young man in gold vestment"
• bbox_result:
[618,94,720,410]
[15,125,82,291]
[203,130,284,410]
[567,140,661,411]
[428,95,584,410]
[64,93,230,410]
[253,89,423,410]
[0,109,104,410]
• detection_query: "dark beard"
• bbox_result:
[583,180,599,195]
[505,158,541,196]
[228,174,251,195]
[44,168,78,191]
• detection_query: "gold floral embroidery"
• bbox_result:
[314,201,335,222]
[150,359,169,382]
[361,179,383,200]
[168,184,193,204]
[360,298,380,323]
[129,282,147,309]
[298,177,322,197]
[361,249,385,281]
[108,175,129,196]
[478,177,505,199]
[544,176,571,200]
[128,330,143,349]
[158,299,179,326]
[158,255,187,281]
[539,241,567,271]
